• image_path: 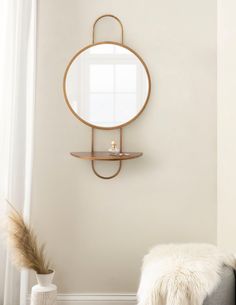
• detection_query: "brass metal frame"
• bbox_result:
[91,128,122,179]
[63,14,151,179]
[63,41,151,130]
[92,14,124,44]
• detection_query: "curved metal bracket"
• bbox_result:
[92,14,124,44]
[91,160,122,179]
[91,128,123,179]
[91,14,124,179]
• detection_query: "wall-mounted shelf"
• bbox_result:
[71,151,143,161]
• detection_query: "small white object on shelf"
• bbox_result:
[108,140,120,155]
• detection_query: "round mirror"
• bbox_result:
[63,42,151,129]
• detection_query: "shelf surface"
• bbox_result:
[71,151,143,161]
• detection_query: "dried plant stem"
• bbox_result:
[5,199,50,274]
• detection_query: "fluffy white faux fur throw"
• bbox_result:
[137,244,235,305]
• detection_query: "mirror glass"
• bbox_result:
[64,43,150,128]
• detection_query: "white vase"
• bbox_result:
[30,270,57,305]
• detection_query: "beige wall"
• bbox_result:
[217,0,236,252]
[32,0,217,293]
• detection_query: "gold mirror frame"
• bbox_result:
[63,41,151,130]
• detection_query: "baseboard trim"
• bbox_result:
[28,293,137,305]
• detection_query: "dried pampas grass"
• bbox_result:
[6,200,50,274]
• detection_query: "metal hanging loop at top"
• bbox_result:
[92,14,124,44]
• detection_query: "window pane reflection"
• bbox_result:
[65,44,149,127]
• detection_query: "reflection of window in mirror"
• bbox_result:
[75,45,148,126]
[65,43,149,128]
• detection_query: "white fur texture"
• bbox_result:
[137,244,235,305]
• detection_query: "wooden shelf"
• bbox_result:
[71,151,143,161]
